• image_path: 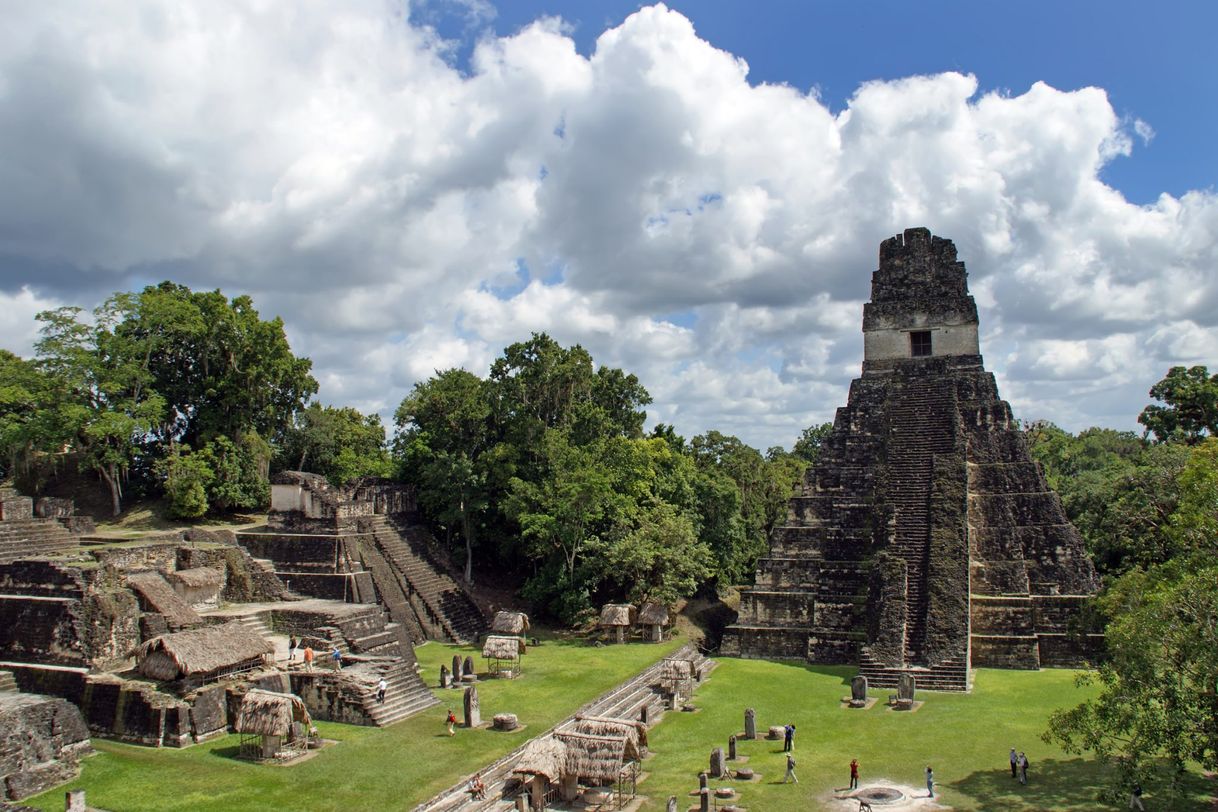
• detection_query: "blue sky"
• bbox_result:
[2,1,1216,449]
[420,0,1217,204]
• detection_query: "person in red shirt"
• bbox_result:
[302,646,315,671]
[850,758,860,789]
[446,709,457,736]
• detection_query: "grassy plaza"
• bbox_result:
[24,638,1216,811]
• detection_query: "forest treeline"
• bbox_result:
[0,281,826,622]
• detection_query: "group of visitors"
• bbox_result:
[467,773,486,800]
[285,636,341,671]
[1008,747,1031,784]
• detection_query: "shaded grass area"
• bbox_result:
[640,659,1215,810]
[26,633,683,812]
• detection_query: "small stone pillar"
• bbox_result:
[440,664,451,689]
[850,674,868,707]
[66,790,87,812]
[728,735,737,761]
[744,707,756,739]
[710,747,726,778]
[699,787,710,812]
[898,673,916,701]
[464,685,481,728]
[666,797,678,812]
[463,655,475,679]
[452,655,462,685]
[699,772,708,792]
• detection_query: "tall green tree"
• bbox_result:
[792,421,833,465]
[34,304,165,515]
[1138,365,1218,445]
[590,502,713,607]
[395,369,498,584]
[277,403,392,486]
[0,350,47,479]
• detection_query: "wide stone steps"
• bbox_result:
[358,661,439,726]
[0,669,17,692]
[858,651,970,692]
[0,520,80,564]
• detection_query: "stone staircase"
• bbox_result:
[365,516,484,644]
[0,668,17,693]
[883,377,956,665]
[0,519,80,564]
[356,659,439,727]
[857,649,970,692]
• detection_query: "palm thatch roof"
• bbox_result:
[136,622,273,681]
[234,690,312,737]
[126,572,203,630]
[637,602,669,626]
[513,736,567,783]
[573,715,648,754]
[599,603,635,627]
[556,731,631,783]
[482,635,524,659]
[167,567,223,589]
[491,611,530,635]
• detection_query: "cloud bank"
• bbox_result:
[1,2,1215,448]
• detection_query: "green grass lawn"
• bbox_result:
[25,633,683,812]
[639,658,1215,810]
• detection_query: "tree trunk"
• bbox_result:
[98,463,122,516]
[461,501,475,585]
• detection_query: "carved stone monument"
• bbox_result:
[440,664,451,689]
[721,228,1101,691]
[452,655,462,685]
[728,735,737,760]
[710,747,726,778]
[744,707,756,740]
[849,674,868,708]
[898,674,916,702]
[463,655,475,680]
[699,772,708,791]
[463,685,480,728]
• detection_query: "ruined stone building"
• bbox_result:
[722,228,1100,690]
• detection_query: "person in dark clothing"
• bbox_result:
[783,724,795,752]
[1129,782,1145,810]
[850,758,860,790]
[1009,747,1018,778]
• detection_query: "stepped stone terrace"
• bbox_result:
[722,228,1101,690]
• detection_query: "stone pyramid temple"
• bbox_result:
[721,228,1100,690]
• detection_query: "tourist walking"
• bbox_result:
[783,723,795,752]
[1018,752,1029,785]
[446,708,457,736]
[376,677,388,704]
[925,766,934,798]
[1009,747,1018,778]
[302,646,314,671]
[850,758,860,789]
[1129,782,1145,810]
[331,646,342,671]
[288,635,298,662]
[783,754,798,783]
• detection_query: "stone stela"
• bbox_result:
[722,228,1101,691]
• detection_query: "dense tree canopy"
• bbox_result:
[1138,365,1218,445]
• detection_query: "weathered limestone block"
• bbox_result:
[463,685,480,728]
[744,708,756,739]
[0,693,92,801]
[492,713,518,731]
[710,747,726,778]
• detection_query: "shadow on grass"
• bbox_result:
[207,744,244,761]
[950,757,1215,811]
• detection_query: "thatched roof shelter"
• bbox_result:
[598,604,635,628]
[555,731,630,784]
[167,567,223,590]
[234,690,312,737]
[126,572,203,630]
[637,602,669,627]
[491,611,530,635]
[483,635,524,660]
[136,622,273,681]
[513,736,566,783]
[573,715,648,755]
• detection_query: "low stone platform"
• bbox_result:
[0,691,92,801]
